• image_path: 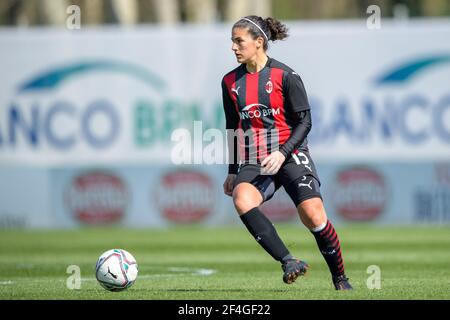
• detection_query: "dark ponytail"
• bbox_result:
[265,17,289,42]
[233,15,289,51]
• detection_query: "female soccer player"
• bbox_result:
[221,15,352,290]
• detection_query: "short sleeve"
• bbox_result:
[283,71,310,112]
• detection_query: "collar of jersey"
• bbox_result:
[242,56,272,74]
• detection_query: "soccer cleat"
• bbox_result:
[281,259,309,284]
[332,275,353,290]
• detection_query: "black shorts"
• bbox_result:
[233,151,322,207]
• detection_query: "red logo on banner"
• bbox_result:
[66,171,128,224]
[155,170,214,223]
[332,167,387,221]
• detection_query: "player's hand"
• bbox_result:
[223,174,236,197]
[261,151,286,175]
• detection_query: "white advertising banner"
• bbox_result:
[1,20,450,228]
[48,162,450,227]
[1,161,449,228]
[0,167,52,228]
[0,20,449,165]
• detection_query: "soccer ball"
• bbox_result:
[95,249,138,291]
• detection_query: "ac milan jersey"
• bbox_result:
[222,57,311,165]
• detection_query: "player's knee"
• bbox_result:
[232,191,261,215]
[232,194,257,215]
[232,183,263,215]
[298,198,327,228]
[307,212,327,229]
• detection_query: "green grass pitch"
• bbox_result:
[0,224,449,300]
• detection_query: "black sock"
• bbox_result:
[311,220,345,277]
[240,207,292,263]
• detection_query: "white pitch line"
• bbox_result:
[167,267,217,276]
[0,267,217,285]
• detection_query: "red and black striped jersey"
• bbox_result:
[222,57,311,166]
